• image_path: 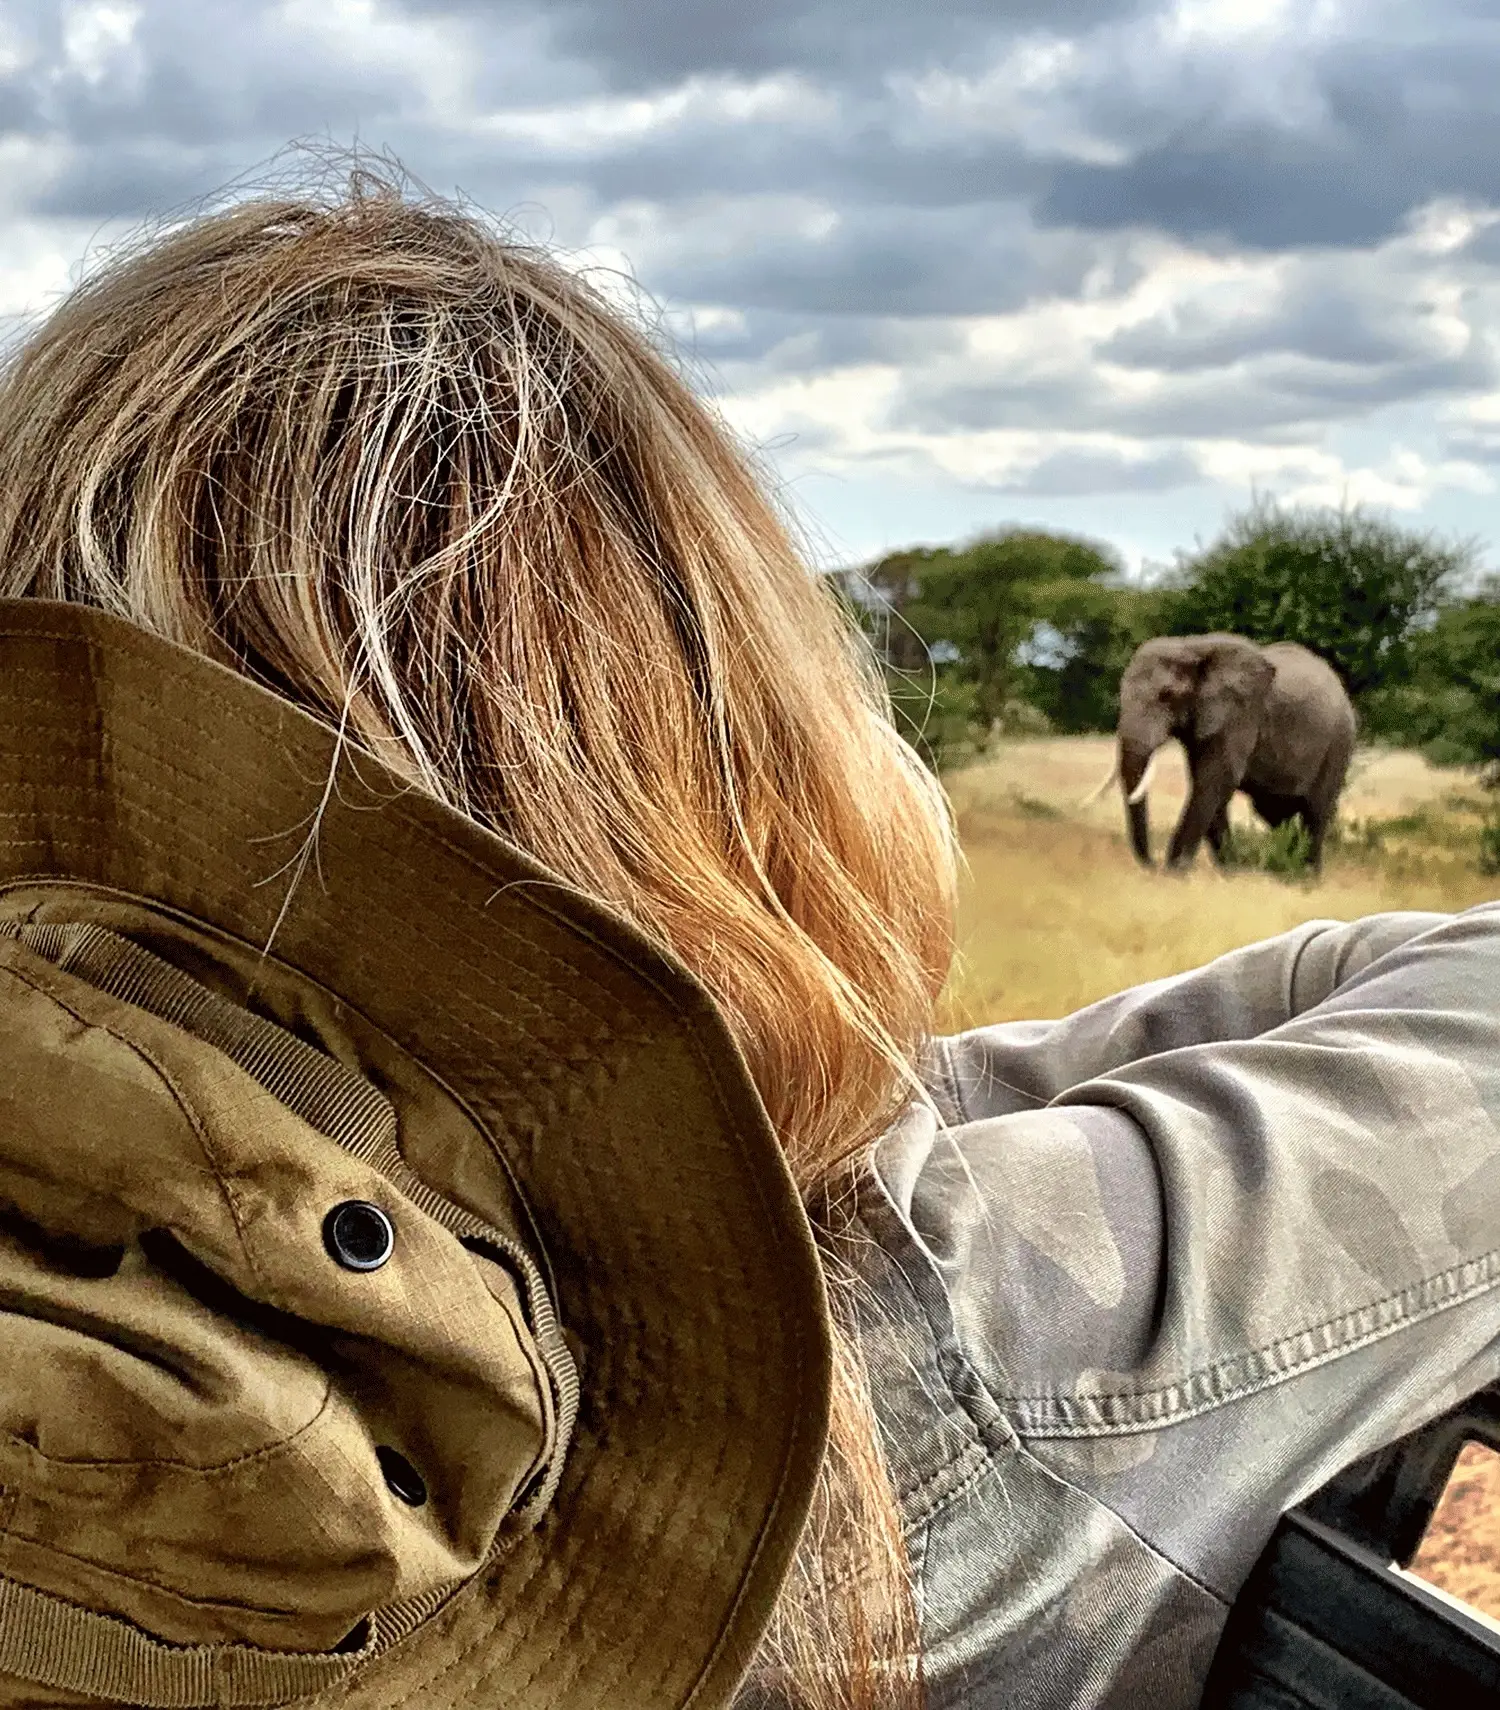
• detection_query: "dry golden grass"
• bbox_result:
[934,735,1500,1617]
[935,737,1498,1031]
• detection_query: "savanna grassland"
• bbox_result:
[935,735,1500,1619]
[935,736,1499,1032]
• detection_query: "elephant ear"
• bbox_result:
[1195,640,1276,746]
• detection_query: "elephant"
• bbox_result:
[1106,632,1357,873]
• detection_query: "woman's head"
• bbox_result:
[0,164,958,1706]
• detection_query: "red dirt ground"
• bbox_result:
[1406,1441,1500,1623]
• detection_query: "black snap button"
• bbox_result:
[323,1201,394,1271]
[376,1446,427,1506]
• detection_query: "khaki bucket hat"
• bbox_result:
[0,598,832,1709]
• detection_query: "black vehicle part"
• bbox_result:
[1203,1384,1500,1708]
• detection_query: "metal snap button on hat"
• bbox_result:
[376,1446,427,1506]
[323,1201,395,1271]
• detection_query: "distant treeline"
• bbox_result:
[831,497,1500,775]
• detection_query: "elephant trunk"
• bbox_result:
[1120,739,1157,866]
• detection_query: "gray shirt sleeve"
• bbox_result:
[888,902,1500,1601]
[925,908,1454,1125]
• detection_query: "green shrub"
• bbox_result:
[884,667,991,773]
[1162,497,1473,698]
[1422,734,1481,770]
[1217,820,1315,879]
[855,527,1130,745]
[1365,594,1500,768]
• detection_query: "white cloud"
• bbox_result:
[473,72,838,155]
[584,192,843,278]
[61,1,141,86]
[895,40,1130,165]
[272,0,477,116]
[1164,0,1342,48]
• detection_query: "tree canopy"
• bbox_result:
[1159,498,1474,697]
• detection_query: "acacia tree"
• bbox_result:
[865,529,1123,729]
[844,528,1152,764]
[1163,498,1475,697]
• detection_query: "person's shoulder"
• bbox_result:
[915,1034,967,1128]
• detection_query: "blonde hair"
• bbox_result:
[0,164,960,1709]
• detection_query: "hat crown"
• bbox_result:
[0,910,570,1657]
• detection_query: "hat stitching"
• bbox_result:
[0,954,263,1295]
[342,1078,813,1710]
[0,1384,341,1483]
[621,1027,820,1710]
[103,730,611,1024]
[301,1166,788,1705]
[87,695,647,1037]
[483,1431,746,1710]
[0,1503,357,1620]
[0,784,633,1140]
[381,1405,755,1710]
[361,1528,580,1710]
[0,736,573,1039]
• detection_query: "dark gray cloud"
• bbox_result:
[1038,130,1404,252]
[399,0,1147,92]
[1100,274,1473,374]
[894,342,1499,442]
[633,203,1141,320]
[997,444,1200,494]
[1036,34,1500,251]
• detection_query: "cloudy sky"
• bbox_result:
[2,0,1499,574]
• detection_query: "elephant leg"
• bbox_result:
[1127,795,1151,866]
[1303,810,1329,873]
[1302,739,1354,876]
[1167,762,1237,869]
[1207,802,1232,865]
[1302,784,1344,874]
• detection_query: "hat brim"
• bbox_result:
[0,598,831,1710]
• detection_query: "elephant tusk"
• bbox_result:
[1080,761,1118,807]
[1127,751,1159,805]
